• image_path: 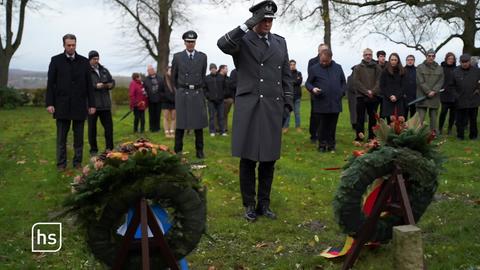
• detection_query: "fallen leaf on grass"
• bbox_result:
[255,242,270,248]
[191,164,207,170]
[16,160,26,164]
[275,245,284,253]
[32,252,46,261]
[39,159,49,164]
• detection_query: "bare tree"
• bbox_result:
[331,0,480,55]
[278,0,333,49]
[0,0,28,87]
[110,0,189,75]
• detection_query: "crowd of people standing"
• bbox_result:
[45,0,479,222]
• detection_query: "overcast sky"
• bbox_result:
[9,0,465,77]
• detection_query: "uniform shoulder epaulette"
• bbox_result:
[273,33,285,40]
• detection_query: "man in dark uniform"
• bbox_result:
[172,30,208,159]
[46,34,96,170]
[87,50,115,156]
[217,0,294,222]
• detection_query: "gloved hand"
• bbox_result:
[244,10,265,30]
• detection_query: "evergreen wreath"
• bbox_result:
[333,115,443,242]
[64,139,206,269]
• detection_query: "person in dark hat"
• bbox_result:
[217,0,294,222]
[452,53,480,140]
[87,50,115,156]
[172,30,208,159]
[46,34,96,170]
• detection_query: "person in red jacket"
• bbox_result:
[129,73,148,133]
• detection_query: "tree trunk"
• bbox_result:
[0,0,28,88]
[156,0,172,75]
[461,0,480,56]
[321,0,331,49]
[0,55,11,88]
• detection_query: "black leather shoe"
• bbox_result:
[196,150,205,159]
[256,205,277,219]
[244,205,257,222]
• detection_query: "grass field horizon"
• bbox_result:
[1,99,479,269]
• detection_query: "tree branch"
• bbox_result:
[12,0,28,51]
[113,0,158,45]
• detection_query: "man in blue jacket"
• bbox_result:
[306,49,346,152]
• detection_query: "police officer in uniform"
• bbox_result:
[217,0,294,221]
[172,31,208,158]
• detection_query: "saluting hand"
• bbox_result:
[245,10,265,30]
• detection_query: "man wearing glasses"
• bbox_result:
[416,49,444,134]
[172,31,208,159]
[352,48,382,141]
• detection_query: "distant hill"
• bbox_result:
[8,69,130,89]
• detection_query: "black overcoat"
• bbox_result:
[380,69,406,117]
[218,27,294,162]
[453,66,480,109]
[46,52,95,120]
[171,50,208,129]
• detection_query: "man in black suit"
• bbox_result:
[46,34,96,170]
[172,30,208,159]
[218,0,293,221]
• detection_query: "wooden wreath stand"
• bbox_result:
[342,165,415,270]
[113,198,180,270]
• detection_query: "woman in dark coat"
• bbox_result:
[380,53,406,122]
[439,52,457,135]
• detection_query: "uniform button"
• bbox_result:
[186,91,189,94]
[260,94,264,98]
[260,79,264,82]
[276,97,280,100]
[277,81,280,85]
[278,66,281,69]
[261,63,264,66]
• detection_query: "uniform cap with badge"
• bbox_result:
[182,30,198,41]
[250,1,277,19]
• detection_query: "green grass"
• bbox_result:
[0,100,479,269]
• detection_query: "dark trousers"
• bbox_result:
[356,97,379,140]
[405,104,416,120]
[316,113,340,149]
[208,100,225,133]
[148,102,161,132]
[88,110,113,153]
[224,98,234,131]
[456,107,478,139]
[133,108,145,133]
[56,119,84,168]
[174,129,204,153]
[439,102,456,133]
[309,99,319,140]
[239,158,276,208]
